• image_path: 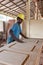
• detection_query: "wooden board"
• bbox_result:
[0,39,43,65]
[39,48,43,65]
[6,39,42,54]
[0,50,29,65]
[24,41,43,65]
[8,42,36,54]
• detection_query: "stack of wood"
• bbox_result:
[0,38,43,65]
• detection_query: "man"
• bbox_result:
[7,13,28,44]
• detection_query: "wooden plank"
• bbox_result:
[8,42,36,54]
[0,50,29,65]
[39,46,43,65]
[24,41,43,65]
[2,39,43,54]
[6,39,42,54]
[0,39,43,65]
[0,39,39,54]
[23,38,38,43]
[39,56,43,65]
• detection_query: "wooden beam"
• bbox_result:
[25,0,30,37]
[11,1,26,13]
[0,3,20,14]
[35,2,38,20]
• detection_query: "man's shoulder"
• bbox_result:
[12,22,19,29]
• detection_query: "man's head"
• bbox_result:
[17,13,24,24]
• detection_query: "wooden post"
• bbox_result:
[35,2,38,20]
[22,19,26,36]
[25,0,30,37]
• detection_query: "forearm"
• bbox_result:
[20,32,29,39]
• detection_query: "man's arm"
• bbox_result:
[20,32,29,39]
[9,29,24,43]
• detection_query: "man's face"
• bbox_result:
[17,17,23,24]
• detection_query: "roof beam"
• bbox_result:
[10,4,25,11]
[0,0,5,3]
[21,0,26,5]
[0,3,20,14]
[9,0,26,12]
[4,11,17,16]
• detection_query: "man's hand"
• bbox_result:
[26,37,29,39]
[20,40,25,43]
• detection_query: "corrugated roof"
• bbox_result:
[0,0,27,16]
[0,0,43,19]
